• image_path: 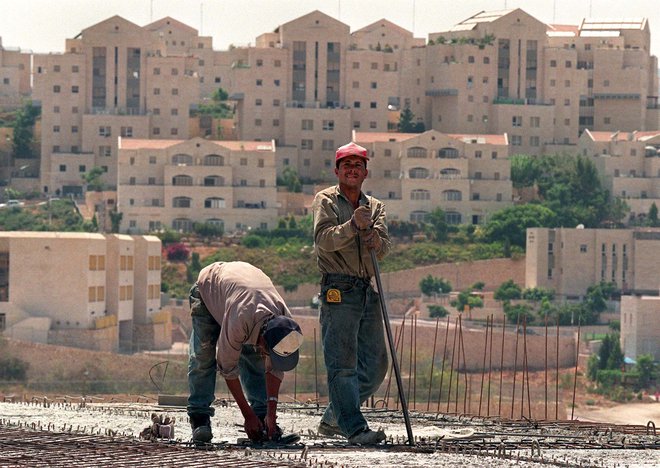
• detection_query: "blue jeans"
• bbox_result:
[187,284,267,419]
[319,274,388,438]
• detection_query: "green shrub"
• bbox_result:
[0,356,29,381]
[428,305,449,318]
[242,235,266,248]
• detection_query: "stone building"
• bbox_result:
[0,232,165,352]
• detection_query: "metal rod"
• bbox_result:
[498,314,506,418]
[413,313,417,410]
[384,323,402,408]
[459,314,469,414]
[436,315,450,413]
[314,328,319,406]
[478,315,489,416]
[487,314,494,417]
[369,249,414,445]
[396,315,407,410]
[454,315,461,413]
[523,314,531,419]
[556,318,560,420]
[571,319,581,421]
[511,314,521,419]
[426,317,440,411]
[545,313,548,420]
[446,316,459,413]
[407,312,414,408]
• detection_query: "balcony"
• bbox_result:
[493,97,552,106]
[425,88,458,97]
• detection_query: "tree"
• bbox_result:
[211,87,229,102]
[510,154,543,189]
[419,274,452,296]
[82,167,105,192]
[634,354,657,388]
[424,207,449,242]
[277,166,302,192]
[481,203,557,247]
[398,107,424,133]
[11,101,40,158]
[494,279,522,302]
[451,289,484,314]
[647,203,659,227]
[428,305,449,318]
[109,209,123,233]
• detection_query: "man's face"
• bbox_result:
[335,155,368,189]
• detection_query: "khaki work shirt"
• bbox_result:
[196,261,291,380]
[312,185,391,278]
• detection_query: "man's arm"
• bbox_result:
[225,377,263,441]
[263,371,282,439]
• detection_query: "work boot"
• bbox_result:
[189,413,213,443]
[348,428,386,445]
[317,421,344,437]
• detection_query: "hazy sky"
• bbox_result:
[1,0,659,56]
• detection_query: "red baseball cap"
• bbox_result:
[335,142,369,163]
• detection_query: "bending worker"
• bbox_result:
[312,141,392,445]
[187,261,304,444]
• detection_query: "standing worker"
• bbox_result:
[187,261,304,444]
[312,141,392,444]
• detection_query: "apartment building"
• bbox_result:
[14,8,658,227]
[355,130,511,224]
[621,292,660,361]
[0,232,164,352]
[526,227,660,298]
[0,37,31,109]
[32,16,207,197]
[578,129,660,223]
[117,136,289,234]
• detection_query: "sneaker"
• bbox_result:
[317,421,344,437]
[348,428,386,445]
[189,413,213,443]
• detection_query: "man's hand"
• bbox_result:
[264,412,280,440]
[352,205,372,230]
[244,412,265,442]
[361,229,382,251]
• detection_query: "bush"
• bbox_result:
[0,356,29,381]
[428,305,449,318]
[242,235,266,249]
[165,242,190,261]
[193,222,224,238]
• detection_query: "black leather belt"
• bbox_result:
[321,273,371,287]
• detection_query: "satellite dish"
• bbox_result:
[576,224,585,229]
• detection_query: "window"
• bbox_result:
[301,139,314,150]
[99,146,111,157]
[273,119,280,126]
[256,59,263,67]
[99,126,111,137]
[445,212,462,225]
[468,56,475,63]
[71,85,79,93]
[120,126,133,137]
[322,120,334,131]
[353,62,360,69]
[580,244,587,253]
[530,136,540,147]
[71,126,78,133]
[273,99,280,107]
[274,60,282,67]
[411,189,430,200]
[604,117,611,124]
[53,125,60,133]
[564,80,571,87]
[171,68,179,76]
[443,190,462,201]
[550,79,556,87]
[255,98,262,106]
[550,60,557,67]
[153,67,160,75]
[370,82,377,89]
[322,139,334,151]
[565,60,572,68]
[564,99,570,106]
[475,150,482,159]
[53,85,61,93]
[172,175,193,186]
[171,88,179,95]
[512,116,522,127]
[353,101,361,108]
[352,81,359,89]
[511,135,522,146]
[370,102,377,109]
[149,156,157,164]
[491,151,498,159]
[153,88,160,95]
[302,119,314,130]
[256,79,263,86]
[59,164,66,172]
[371,62,378,70]
[255,119,262,126]
[171,108,178,115]
[173,197,192,208]
[530,116,540,127]
[369,121,377,129]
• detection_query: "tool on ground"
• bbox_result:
[361,199,414,446]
